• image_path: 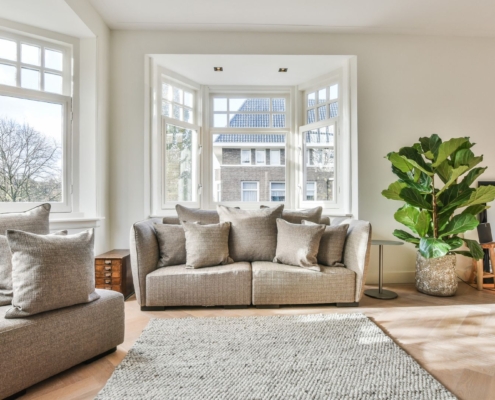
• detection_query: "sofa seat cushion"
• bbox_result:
[252,261,356,305]
[0,289,124,400]
[146,262,252,307]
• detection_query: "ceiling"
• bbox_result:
[152,55,351,86]
[0,0,94,38]
[89,0,495,37]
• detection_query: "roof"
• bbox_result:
[228,98,286,128]
[214,134,285,143]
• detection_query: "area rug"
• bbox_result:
[96,313,456,399]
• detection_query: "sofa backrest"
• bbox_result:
[163,214,331,225]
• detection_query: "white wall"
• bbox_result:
[109,31,495,283]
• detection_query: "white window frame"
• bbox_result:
[270,149,281,166]
[209,90,291,208]
[255,149,266,165]
[270,181,285,202]
[241,149,251,165]
[151,67,202,212]
[0,30,72,213]
[241,181,259,202]
[298,70,347,212]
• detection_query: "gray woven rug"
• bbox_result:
[96,313,456,399]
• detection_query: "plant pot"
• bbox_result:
[415,253,457,296]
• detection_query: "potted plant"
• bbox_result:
[382,135,495,296]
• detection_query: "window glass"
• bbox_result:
[318,106,326,121]
[213,113,227,127]
[330,102,338,118]
[241,149,251,164]
[241,181,258,201]
[21,44,40,66]
[164,124,197,202]
[329,84,338,100]
[272,98,285,112]
[0,64,16,86]
[256,149,266,164]
[229,113,269,128]
[306,182,316,201]
[270,182,285,201]
[173,87,183,104]
[21,68,40,90]
[307,92,316,107]
[270,149,280,166]
[0,39,16,61]
[44,73,62,94]
[214,98,227,111]
[184,91,193,108]
[318,88,326,104]
[0,95,63,202]
[272,114,285,128]
[44,49,63,71]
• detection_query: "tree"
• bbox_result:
[0,118,62,202]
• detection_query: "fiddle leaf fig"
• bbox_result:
[383,134,494,259]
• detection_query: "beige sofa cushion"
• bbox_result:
[303,221,349,266]
[274,219,325,271]
[145,262,252,306]
[217,204,283,262]
[261,206,322,224]
[154,223,186,267]
[5,229,100,318]
[176,204,219,224]
[183,221,233,268]
[0,204,51,306]
[252,261,356,305]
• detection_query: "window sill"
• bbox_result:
[49,217,104,231]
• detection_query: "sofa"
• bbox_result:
[130,213,372,310]
[0,204,125,400]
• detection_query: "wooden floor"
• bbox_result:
[19,282,495,400]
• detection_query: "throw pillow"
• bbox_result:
[260,205,322,224]
[274,218,325,271]
[218,204,284,262]
[182,221,232,268]
[0,203,52,306]
[0,230,67,306]
[303,220,349,266]
[176,204,219,225]
[5,229,100,318]
[154,223,186,267]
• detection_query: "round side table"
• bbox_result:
[364,240,403,300]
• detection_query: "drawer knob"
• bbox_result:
[105,279,111,284]
[104,266,111,271]
[104,260,111,265]
[105,272,111,277]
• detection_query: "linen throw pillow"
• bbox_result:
[260,205,322,224]
[218,204,284,262]
[182,221,232,268]
[274,219,325,271]
[176,204,219,225]
[0,203,51,306]
[154,223,186,267]
[303,220,349,266]
[5,229,100,318]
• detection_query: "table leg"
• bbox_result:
[364,245,398,300]
[476,259,484,291]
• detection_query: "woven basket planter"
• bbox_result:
[415,253,457,296]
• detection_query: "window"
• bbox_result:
[306,182,316,201]
[306,83,338,124]
[0,32,71,212]
[241,181,259,202]
[256,149,266,165]
[211,92,289,205]
[270,182,285,202]
[159,75,200,208]
[241,149,251,164]
[270,149,281,166]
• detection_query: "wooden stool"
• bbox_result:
[470,242,495,290]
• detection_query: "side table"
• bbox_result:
[470,242,495,290]
[364,240,403,300]
[95,249,134,299]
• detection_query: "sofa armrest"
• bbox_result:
[342,220,372,302]
[130,218,161,306]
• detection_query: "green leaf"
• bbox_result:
[444,236,464,250]
[461,204,489,216]
[438,209,456,231]
[394,205,420,234]
[453,149,475,168]
[435,160,453,184]
[439,213,479,238]
[437,165,471,195]
[393,229,420,245]
[398,147,433,176]
[462,185,495,207]
[432,137,469,167]
[382,181,407,201]
[419,238,451,258]
[387,152,414,173]
[415,210,432,237]
[438,185,474,214]
[419,134,442,157]
[399,187,432,210]
[459,167,487,189]
[463,239,484,260]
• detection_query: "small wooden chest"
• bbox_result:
[95,249,134,299]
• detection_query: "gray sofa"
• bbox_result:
[131,216,372,309]
[0,289,124,399]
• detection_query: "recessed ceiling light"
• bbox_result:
[214,67,223,72]
[279,68,288,72]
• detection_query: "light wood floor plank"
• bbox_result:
[18,282,495,400]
